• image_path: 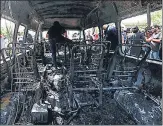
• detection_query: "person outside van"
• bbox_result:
[103,24,118,51]
[125,26,145,57]
[148,25,162,60]
[86,30,93,44]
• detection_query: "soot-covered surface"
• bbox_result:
[57,84,136,125]
[46,59,162,125]
[114,90,162,125]
[43,49,162,125]
[70,93,136,125]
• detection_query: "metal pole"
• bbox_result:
[147,3,151,27]
[83,29,85,41]
[116,21,121,44]
[98,26,102,41]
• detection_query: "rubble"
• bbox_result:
[0,45,162,125]
[114,90,162,125]
[69,92,136,125]
[0,92,25,125]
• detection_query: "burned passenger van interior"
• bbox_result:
[0,0,162,125]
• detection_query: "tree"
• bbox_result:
[151,10,162,26]
[0,22,14,43]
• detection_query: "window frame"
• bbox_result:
[1,16,17,46]
[66,29,81,40]
[26,29,36,43]
[42,30,48,40]
[84,26,100,41]
[17,24,27,43]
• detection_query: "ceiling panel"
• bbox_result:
[28,0,162,29]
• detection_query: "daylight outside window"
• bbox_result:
[17,25,26,43]
[85,27,99,43]
[42,31,48,40]
[26,29,36,43]
[67,30,80,40]
[1,18,15,48]
[121,9,162,61]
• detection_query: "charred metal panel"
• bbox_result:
[29,0,99,29]
[114,90,162,125]
[43,18,82,30]
[121,56,162,97]
[28,0,162,29]
[85,1,118,28]
[1,1,40,30]
[98,1,118,24]
[1,0,162,31]
[116,0,162,20]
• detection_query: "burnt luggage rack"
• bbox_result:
[67,43,106,108]
[106,43,151,88]
[5,43,41,92]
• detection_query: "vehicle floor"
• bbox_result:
[69,93,136,125]
[53,73,136,125]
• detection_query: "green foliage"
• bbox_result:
[1,24,13,42]
[151,10,162,26]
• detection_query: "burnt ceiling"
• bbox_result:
[28,0,100,29]
[1,0,161,30]
[28,0,162,29]
[29,0,99,19]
